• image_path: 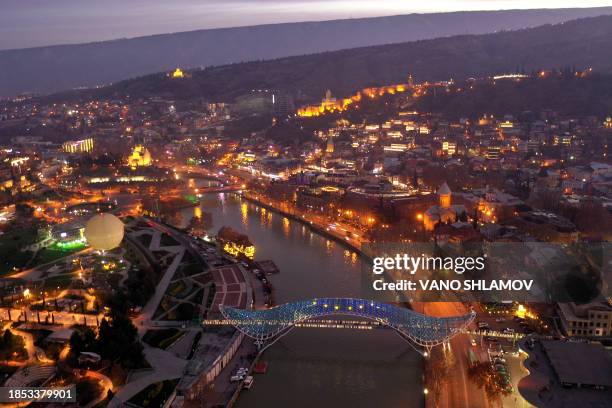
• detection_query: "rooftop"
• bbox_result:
[541,340,612,388]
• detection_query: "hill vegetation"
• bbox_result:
[413,73,612,119]
[2,7,611,97]
[46,15,612,105]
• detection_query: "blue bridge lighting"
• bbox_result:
[220,298,475,350]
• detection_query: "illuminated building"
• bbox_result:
[297,89,354,117]
[217,227,255,259]
[553,135,572,146]
[492,73,529,80]
[383,143,410,153]
[423,183,467,231]
[62,138,94,153]
[171,68,185,78]
[51,220,86,247]
[127,145,152,169]
[296,77,414,117]
[326,138,334,154]
[486,146,501,160]
[462,188,523,223]
[558,301,612,337]
[442,141,456,155]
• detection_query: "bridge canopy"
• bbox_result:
[220,298,475,347]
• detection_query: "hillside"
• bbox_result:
[1,7,612,97]
[50,15,612,105]
[413,73,612,119]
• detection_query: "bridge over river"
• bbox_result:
[219,298,476,353]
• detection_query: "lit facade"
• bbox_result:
[127,145,152,169]
[171,68,185,78]
[62,138,94,153]
[423,183,467,231]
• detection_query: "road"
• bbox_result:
[419,301,490,408]
[242,191,366,251]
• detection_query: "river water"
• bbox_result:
[185,193,424,408]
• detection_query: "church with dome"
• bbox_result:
[423,182,467,231]
[127,145,152,169]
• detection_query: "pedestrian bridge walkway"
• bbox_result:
[220,298,475,351]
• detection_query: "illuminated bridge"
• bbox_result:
[220,298,476,352]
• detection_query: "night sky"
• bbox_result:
[1,0,610,50]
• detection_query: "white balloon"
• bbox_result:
[84,213,124,251]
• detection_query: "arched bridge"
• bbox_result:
[220,298,475,352]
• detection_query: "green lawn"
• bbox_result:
[0,226,39,275]
[30,244,84,267]
[42,274,73,290]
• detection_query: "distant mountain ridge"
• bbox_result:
[1,7,612,97]
[60,15,612,105]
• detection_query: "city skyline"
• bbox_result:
[0,3,610,408]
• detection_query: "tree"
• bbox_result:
[468,362,511,406]
[15,203,34,218]
[97,311,144,369]
[69,327,96,355]
[0,329,27,361]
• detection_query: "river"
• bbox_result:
[184,192,424,408]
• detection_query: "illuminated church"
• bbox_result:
[423,182,467,231]
[171,68,185,78]
[127,145,152,169]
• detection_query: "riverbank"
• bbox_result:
[239,192,370,259]
[191,192,425,408]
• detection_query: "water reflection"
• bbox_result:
[241,202,248,227]
[282,217,290,238]
[185,194,423,408]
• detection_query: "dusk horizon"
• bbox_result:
[1,2,612,50]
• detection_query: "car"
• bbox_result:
[495,318,505,322]
[243,376,254,389]
[477,322,489,329]
[503,328,515,334]
[230,375,245,382]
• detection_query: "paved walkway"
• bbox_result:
[108,346,187,407]
[136,245,185,336]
